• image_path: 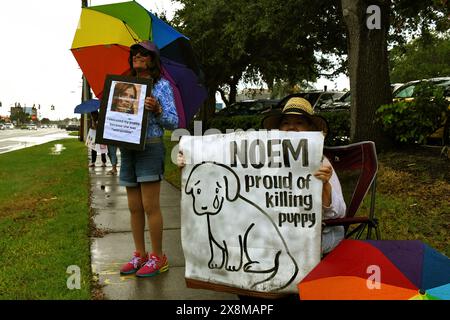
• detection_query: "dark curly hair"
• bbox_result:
[127,47,161,82]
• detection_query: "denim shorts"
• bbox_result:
[119,141,165,187]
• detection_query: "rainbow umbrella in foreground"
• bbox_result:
[299,240,450,300]
[71,1,207,128]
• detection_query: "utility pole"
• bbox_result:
[79,0,91,142]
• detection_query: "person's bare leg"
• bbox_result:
[140,181,163,258]
[126,186,146,258]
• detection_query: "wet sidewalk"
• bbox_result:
[88,153,236,300]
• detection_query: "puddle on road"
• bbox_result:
[50,143,66,155]
[0,131,73,154]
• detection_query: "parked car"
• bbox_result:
[65,124,80,131]
[391,83,404,93]
[315,91,351,112]
[393,77,450,99]
[271,91,346,113]
[321,84,402,112]
[4,122,14,129]
[0,124,5,130]
[300,91,345,110]
[392,77,450,143]
[215,99,281,117]
[26,123,38,130]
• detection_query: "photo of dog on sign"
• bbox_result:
[184,161,299,291]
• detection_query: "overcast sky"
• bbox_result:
[0,0,348,121]
[0,0,181,120]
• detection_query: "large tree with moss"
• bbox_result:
[173,0,448,147]
[173,0,346,121]
[341,0,448,147]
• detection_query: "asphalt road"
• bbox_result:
[0,127,75,154]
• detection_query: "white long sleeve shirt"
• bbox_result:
[321,157,347,254]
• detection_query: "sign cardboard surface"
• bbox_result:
[180,130,324,294]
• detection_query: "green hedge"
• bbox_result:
[320,111,351,146]
[207,115,265,132]
[376,83,449,145]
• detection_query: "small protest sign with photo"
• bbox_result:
[96,75,152,150]
[85,128,107,154]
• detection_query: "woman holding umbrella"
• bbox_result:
[119,40,178,278]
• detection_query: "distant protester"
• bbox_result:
[88,111,107,167]
[107,145,118,175]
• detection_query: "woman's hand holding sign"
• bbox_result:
[313,163,333,185]
[314,162,333,208]
[144,96,162,116]
[177,150,186,168]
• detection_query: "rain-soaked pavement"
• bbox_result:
[89,151,237,300]
[0,128,74,154]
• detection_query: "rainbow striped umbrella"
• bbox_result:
[71,1,206,128]
[299,240,450,300]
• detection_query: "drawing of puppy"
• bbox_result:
[185,162,299,291]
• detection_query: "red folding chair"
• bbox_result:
[323,141,381,240]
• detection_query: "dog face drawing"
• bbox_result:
[185,162,240,216]
[184,161,299,291]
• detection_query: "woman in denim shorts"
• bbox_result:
[119,40,178,278]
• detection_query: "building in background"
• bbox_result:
[10,106,22,118]
[10,103,38,124]
[236,88,271,101]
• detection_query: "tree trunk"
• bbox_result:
[229,82,238,106]
[342,0,393,150]
[217,88,229,106]
[228,74,240,107]
[200,86,217,127]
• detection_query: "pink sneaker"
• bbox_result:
[120,252,148,275]
[136,253,169,278]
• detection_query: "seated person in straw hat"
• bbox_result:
[177,96,345,301]
[261,97,346,254]
[177,96,346,254]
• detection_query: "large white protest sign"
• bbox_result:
[180,130,324,294]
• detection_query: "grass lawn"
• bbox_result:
[163,132,449,257]
[376,147,450,256]
[163,130,181,189]
[68,131,80,137]
[0,139,92,299]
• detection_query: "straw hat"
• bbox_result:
[261,97,329,135]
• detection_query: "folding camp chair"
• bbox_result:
[322,141,381,240]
